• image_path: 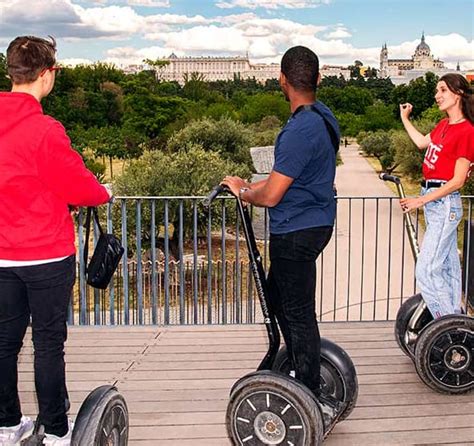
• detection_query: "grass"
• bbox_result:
[102,158,127,182]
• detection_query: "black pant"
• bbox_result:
[268,226,333,395]
[0,255,75,436]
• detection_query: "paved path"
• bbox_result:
[250,143,418,322]
[335,144,395,197]
[318,144,418,321]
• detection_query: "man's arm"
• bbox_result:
[37,122,110,206]
[222,171,293,207]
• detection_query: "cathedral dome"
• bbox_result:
[415,33,430,55]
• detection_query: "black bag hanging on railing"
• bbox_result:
[84,207,124,289]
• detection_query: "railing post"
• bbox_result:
[151,200,157,325]
[107,203,115,325]
[164,200,170,325]
[121,199,130,325]
[78,209,87,325]
[136,199,143,325]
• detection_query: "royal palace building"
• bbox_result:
[152,53,350,85]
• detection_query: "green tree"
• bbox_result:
[318,86,374,115]
[167,117,254,167]
[240,92,289,124]
[420,104,444,122]
[320,75,346,89]
[70,126,144,179]
[122,90,188,140]
[335,112,364,137]
[143,58,170,82]
[359,130,398,173]
[182,72,209,102]
[113,147,251,255]
[362,102,399,131]
[249,116,282,146]
[393,119,436,179]
[0,53,11,91]
[391,72,438,119]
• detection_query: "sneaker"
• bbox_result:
[315,393,345,437]
[43,420,74,446]
[0,417,34,446]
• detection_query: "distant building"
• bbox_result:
[379,33,467,84]
[320,64,351,80]
[122,64,145,75]
[153,53,350,85]
[155,53,279,85]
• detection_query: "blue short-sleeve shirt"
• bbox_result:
[269,101,338,234]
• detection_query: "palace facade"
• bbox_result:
[153,53,350,85]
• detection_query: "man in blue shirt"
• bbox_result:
[222,45,340,425]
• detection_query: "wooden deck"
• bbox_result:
[18,322,474,445]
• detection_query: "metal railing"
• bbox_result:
[69,195,473,325]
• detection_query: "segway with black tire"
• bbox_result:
[204,185,359,445]
[272,339,358,421]
[380,173,473,394]
[22,385,129,445]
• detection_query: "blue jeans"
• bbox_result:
[416,189,463,318]
[267,226,333,395]
[0,256,74,437]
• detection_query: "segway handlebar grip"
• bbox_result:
[203,184,227,207]
[379,173,401,184]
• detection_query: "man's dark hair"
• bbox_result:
[281,46,319,93]
[6,35,56,84]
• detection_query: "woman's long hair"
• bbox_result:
[440,73,474,124]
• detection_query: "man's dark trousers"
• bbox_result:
[0,255,75,437]
[267,226,333,395]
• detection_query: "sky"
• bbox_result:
[0,0,472,70]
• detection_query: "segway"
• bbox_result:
[380,173,473,394]
[22,385,129,445]
[204,185,358,445]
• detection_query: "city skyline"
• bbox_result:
[0,0,472,70]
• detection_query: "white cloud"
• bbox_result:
[216,0,329,9]
[104,44,178,65]
[326,26,351,39]
[127,0,170,6]
[60,57,94,66]
[74,5,145,35]
[0,1,472,72]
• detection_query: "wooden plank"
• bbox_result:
[326,427,474,445]
[336,414,474,433]
[16,322,472,445]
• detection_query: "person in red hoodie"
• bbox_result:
[0,36,111,445]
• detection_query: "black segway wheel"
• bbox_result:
[272,338,358,421]
[414,315,473,394]
[226,370,324,446]
[72,385,129,446]
[395,294,433,358]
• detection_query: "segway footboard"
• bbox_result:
[395,294,433,358]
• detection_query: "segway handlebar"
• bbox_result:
[203,184,227,207]
[379,173,401,185]
[379,172,420,259]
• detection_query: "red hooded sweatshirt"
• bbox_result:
[0,92,110,260]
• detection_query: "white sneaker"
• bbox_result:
[43,420,74,446]
[0,416,34,446]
